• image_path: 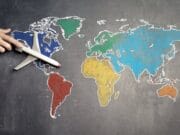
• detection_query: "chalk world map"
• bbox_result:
[12,16,180,119]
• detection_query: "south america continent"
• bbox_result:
[47,72,73,119]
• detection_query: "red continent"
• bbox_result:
[47,72,72,118]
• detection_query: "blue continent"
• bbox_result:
[12,31,61,68]
[105,25,180,80]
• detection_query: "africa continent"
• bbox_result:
[82,57,120,107]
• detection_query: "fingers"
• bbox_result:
[0,28,11,34]
[0,38,12,51]
[0,28,24,53]
[0,32,23,48]
[0,46,5,53]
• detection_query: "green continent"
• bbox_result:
[57,16,83,40]
[86,31,123,56]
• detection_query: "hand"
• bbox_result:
[0,28,23,53]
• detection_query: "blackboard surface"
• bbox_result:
[0,0,180,135]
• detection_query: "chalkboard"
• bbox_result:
[0,0,180,135]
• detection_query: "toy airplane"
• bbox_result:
[14,31,61,70]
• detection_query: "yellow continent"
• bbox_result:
[82,57,120,107]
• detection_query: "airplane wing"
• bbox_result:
[14,56,37,70]
[32,31,41,52]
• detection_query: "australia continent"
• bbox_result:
[157,84,177,101]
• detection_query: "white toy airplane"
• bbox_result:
[14,31,61,70]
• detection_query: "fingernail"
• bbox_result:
[0,48,5,53]
[6,44,12,51]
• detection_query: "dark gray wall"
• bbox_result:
[0,0,180,135]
